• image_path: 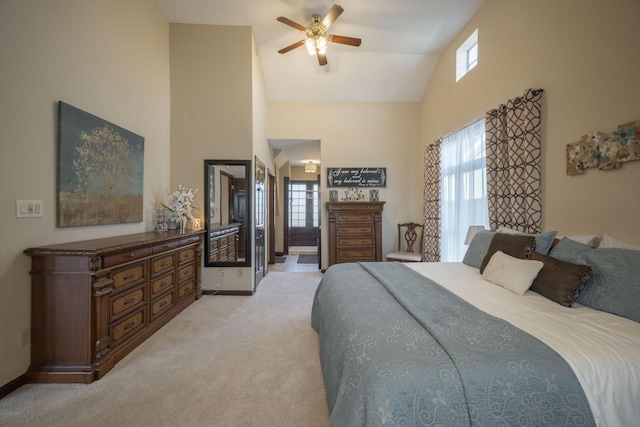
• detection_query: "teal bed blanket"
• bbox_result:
[311,262,594,426]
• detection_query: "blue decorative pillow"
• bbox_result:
[462,230,495,268]
[496,227,558,254]
[548,237,593,264]
[575,248,640,323]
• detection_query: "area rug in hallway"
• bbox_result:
[297,254,318,264]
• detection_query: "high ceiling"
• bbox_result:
[155,0,485,103]
[155,0,485,166]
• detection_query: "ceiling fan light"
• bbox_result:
[316,36,327,49]
[305,38,316,54]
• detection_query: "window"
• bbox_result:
[440,118,488,261]
[289,182,318,228]
[456,29,478,81]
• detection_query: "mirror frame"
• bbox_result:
[204,159,252,268]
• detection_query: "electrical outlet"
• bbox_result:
[16,200,43,218]
[21,328,30,347]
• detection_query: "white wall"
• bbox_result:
[0,0,170,386]
[268,102,422,269]
[420,0,640,243]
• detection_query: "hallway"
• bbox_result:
[270,255,321,273]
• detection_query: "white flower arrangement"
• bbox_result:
[162,185,198,222]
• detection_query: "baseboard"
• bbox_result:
[202,289,254,296]
[0,373,27,400]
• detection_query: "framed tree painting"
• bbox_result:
[57,101,144,227]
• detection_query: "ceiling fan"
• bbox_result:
[277,4,361,66]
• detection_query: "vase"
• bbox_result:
[178,218,186,233]
[168,219,177,230]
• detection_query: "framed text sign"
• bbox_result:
[327,167,386,188]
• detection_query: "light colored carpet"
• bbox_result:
[0,272,329,426]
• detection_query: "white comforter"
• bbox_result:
[409,262,640,427]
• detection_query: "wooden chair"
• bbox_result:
[386,222,424,262]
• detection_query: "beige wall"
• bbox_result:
[268,102,422,269]
[0,0,170,386]
[170,24,273,292]
[421,0,640,243]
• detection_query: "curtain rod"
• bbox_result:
[437,114,485,142]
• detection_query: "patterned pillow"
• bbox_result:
[575,248,640,323]
[530,252,593,307]
[495,227,558,254]
[462,230,495,268]
[479,233,536,274]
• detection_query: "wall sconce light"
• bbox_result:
[304,162,318,174]
[464,225,486,244]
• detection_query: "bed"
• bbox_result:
[311,232,640,426]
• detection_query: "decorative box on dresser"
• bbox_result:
[326,201,385,266]
[24,230,205,384]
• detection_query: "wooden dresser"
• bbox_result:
[207,223,240,263]
[326,201,385,266]
[24,230,205,384]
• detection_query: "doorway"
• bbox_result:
[284,177,320,264]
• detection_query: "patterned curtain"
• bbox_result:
[485,89,544,233]
[422,140,441,262]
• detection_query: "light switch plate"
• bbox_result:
[16,200,43,218]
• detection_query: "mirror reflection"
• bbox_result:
[204,160,251,267]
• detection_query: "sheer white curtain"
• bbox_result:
[440,119,489,261]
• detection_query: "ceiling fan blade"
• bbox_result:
[321,4,344,29]
[276,16,307,32]
[330,35,362,47]
[317,52,328,66]
[278,40,305,54]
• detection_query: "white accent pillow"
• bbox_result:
[598,233,640,250]
[481,250,544,295]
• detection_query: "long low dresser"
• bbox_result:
[24,230,205,384]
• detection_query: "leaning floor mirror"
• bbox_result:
[204,159,251,267]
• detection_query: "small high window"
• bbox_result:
[456,29,478,81]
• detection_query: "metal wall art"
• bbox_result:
[567,119,640,175]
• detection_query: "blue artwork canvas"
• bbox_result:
[57,101,144,227]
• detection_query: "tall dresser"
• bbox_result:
[326,201,385,266]
[24,230,205,384]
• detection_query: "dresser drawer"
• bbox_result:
[111,310,144,344]
[178,264,194,282]
[178,247,195,264]
[151,273,174,297]
[112,262,146,291]
[152,254,174,275]
[181,235,201,246]
[150,293,174,321]
[336,213,374,223]
[337,237,375,247]
[103,247,152,268]
[152,240,180,254]
[336,225,374,236]
[337,248,376,261]
[177,280,195,301]
[111,286,145,319]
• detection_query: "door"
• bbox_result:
[288,180,319,248]
[254,157,266,285]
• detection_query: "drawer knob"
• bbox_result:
[123,297,136,306]
[128,252,135,258]
[123,273,136,280]
[123,322,135,331]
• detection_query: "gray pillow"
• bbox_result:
[575,248,640,323]
[548,237,593,265]
[462,230,495,268]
